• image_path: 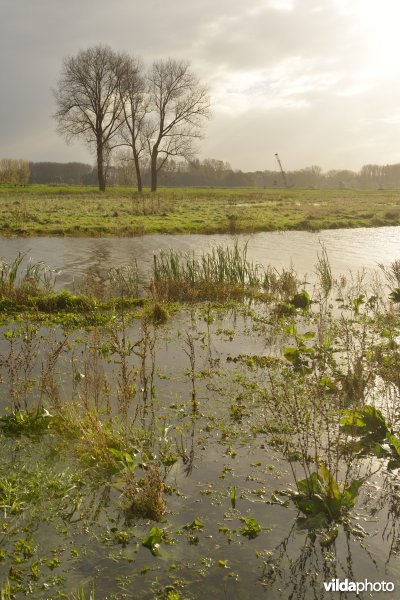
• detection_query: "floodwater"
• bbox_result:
[0,225,399,288]
[1,228,400,599]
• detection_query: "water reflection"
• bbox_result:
[2,226,400,289]
[260,525,383,600]
[2,285,400,597]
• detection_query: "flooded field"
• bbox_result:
[0,226,400,289]
[1,230,400,599]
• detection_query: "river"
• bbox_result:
[0,226,399,287]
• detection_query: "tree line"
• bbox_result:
[0,159,30,184]
[53,45,211,192]
[17,159,400,189]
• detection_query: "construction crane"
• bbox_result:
[275,153,288,188]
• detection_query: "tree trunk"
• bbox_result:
[97,139,106,192]
[133,153,142,193]
[150,148,158,192]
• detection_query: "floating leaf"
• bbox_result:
[183,519,204,532]
[239,517,261,539]
[142,527,163,555]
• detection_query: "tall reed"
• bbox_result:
[153,240,263,287]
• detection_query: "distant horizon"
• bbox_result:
[9,157,400,175]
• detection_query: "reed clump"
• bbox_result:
[152,241,299,302]
[0,252,55,303]
[123,462,166,520]
[147,302,169,324]
[0,253,145,317]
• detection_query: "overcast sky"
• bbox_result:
[1,0,400,172]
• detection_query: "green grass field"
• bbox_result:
[0,184,400,236]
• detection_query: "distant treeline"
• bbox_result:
[3,158,400,189]
[29,162,96,185]
[0,159,30,184]
[164,160,400,189]
[27,159,400,189]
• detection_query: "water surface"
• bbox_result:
[1,226,399,286]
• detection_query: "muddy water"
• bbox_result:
[1,228,400,598]
[1,303,400,599]
[0,226,399,288]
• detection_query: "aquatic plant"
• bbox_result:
[108,263,139,297]
[239,516,261,539]
[340,405,400,468]
[0,244,400,597]
[0,580,11,600]
[153,241,262,286]
[142,526,165,555]
[152,241,300,301]
[379,258,400,288]
[315,243,333,298]
[123,462,166,520]
[290,466,363,531]
[147,302,169,324]
[0,252,56,299]
[70,583,95,600]
[0,408,53,438]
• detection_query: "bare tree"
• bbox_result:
[147,59,211,192]
[115,54,149,192]
[0,159,30,184]
[53,45,123,192]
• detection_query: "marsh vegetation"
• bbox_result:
[1,242,400,598]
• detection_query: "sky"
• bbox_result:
[1,0,400,172]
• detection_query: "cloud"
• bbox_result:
[1,0,400,171]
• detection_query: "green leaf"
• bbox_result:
[290,290,311,310]
[319,526,338,547]
[142,527,163,555]
[340,406,388,439]
[342,478,363,507]
[296,512,329,531]
[283,347,299,362]
[297,473,323,496]
[387,432,400,457]
[302,330,316,340]
[108,448,140,471]
[230,486,236,509]
[109,448,133,464]
[320,464,340,500]
[183,519,204,532]
[239,517,261,539]
[389,288,400,303]
[161,455,177,466]
[353,294,365,314]
[295,496,326,516]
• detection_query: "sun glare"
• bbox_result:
[348,0,400,77]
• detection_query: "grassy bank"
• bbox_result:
[1,185,400,236]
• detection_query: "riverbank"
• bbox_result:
[1,185,400,236]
